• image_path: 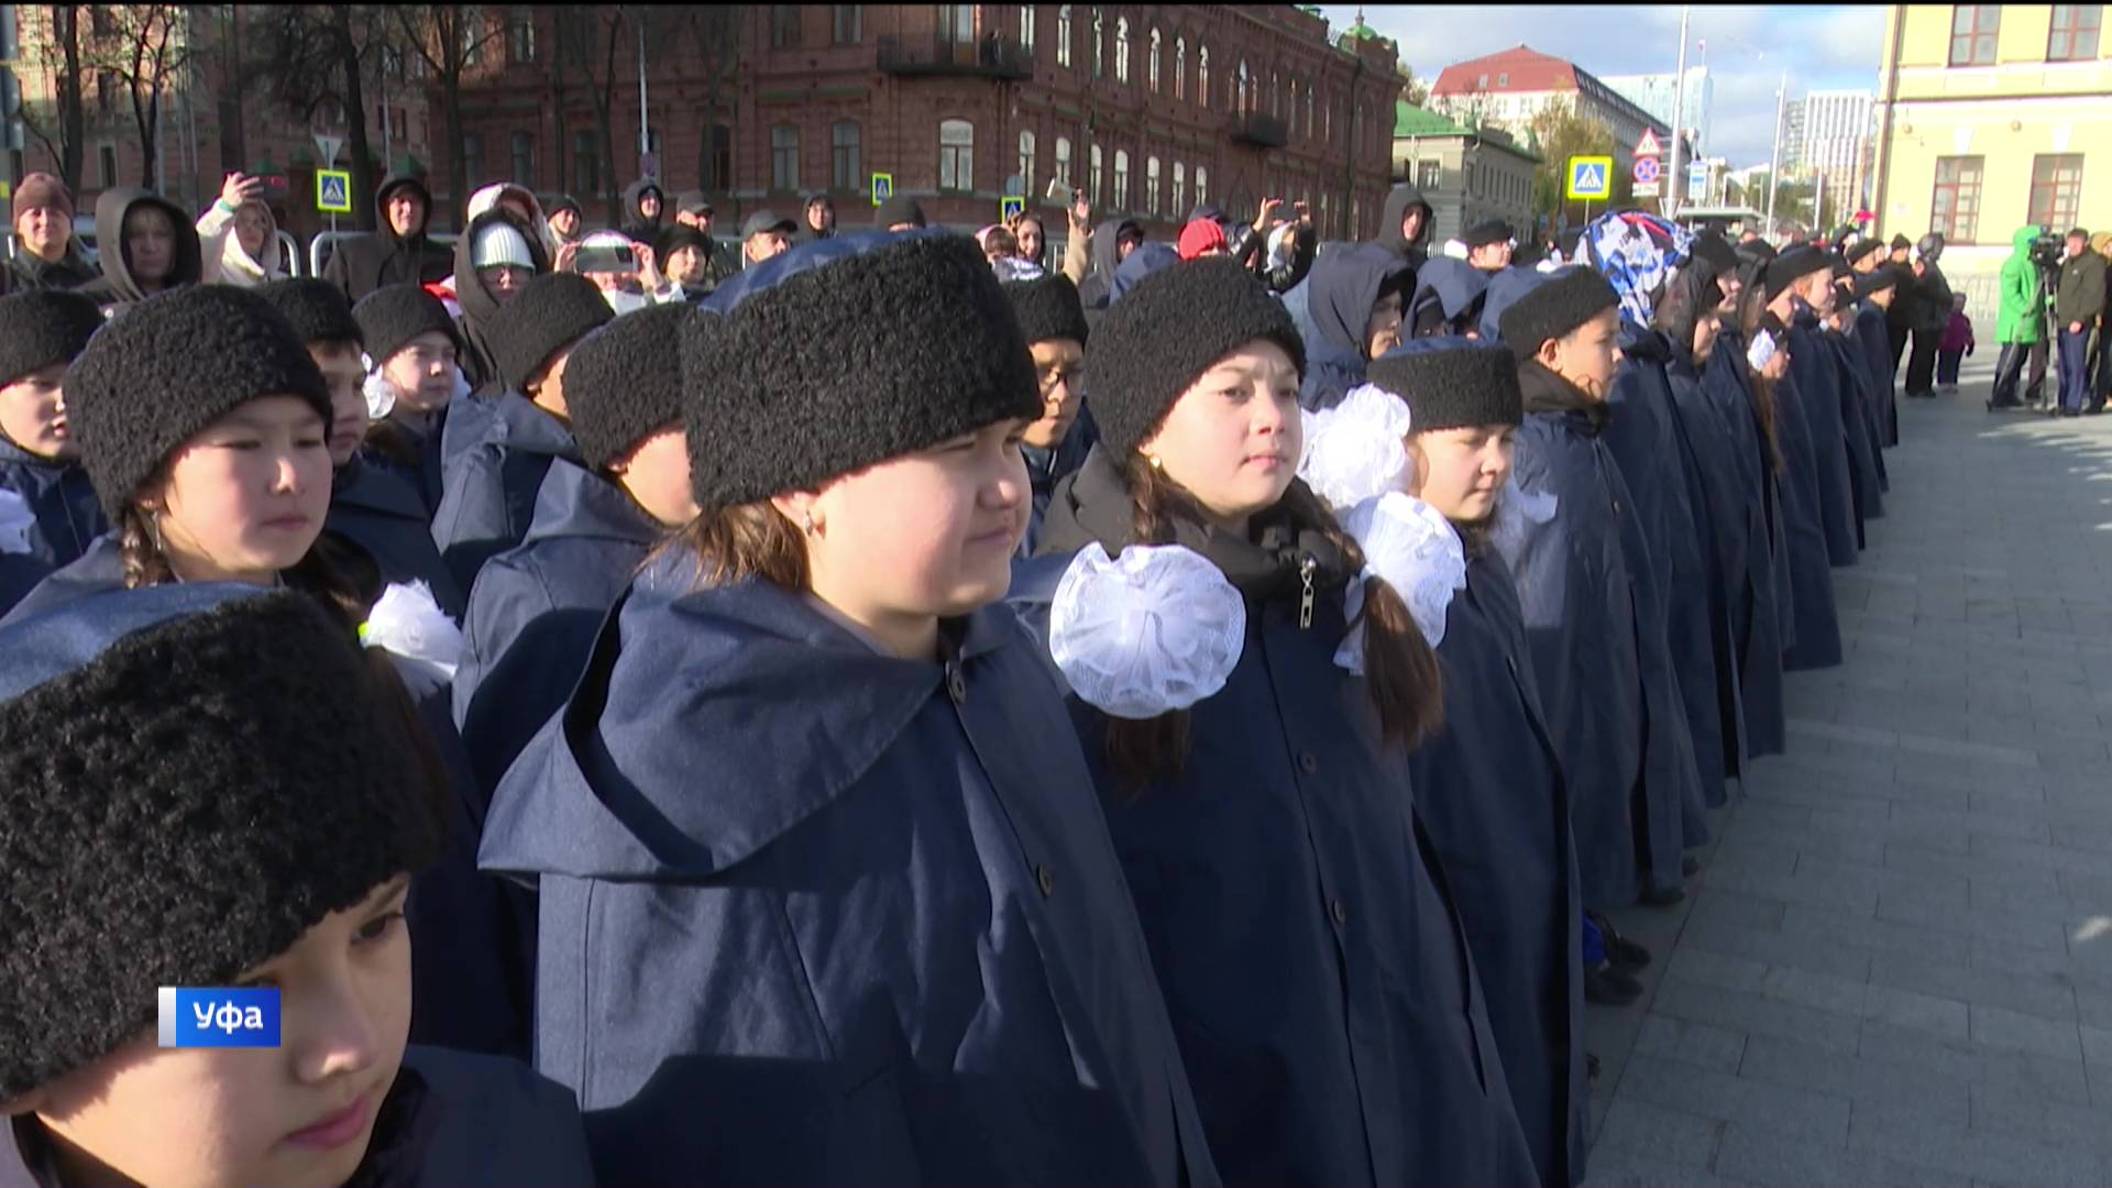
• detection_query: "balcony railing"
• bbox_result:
[877,34,1034,81]
[1232,111,1289,149]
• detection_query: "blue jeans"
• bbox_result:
[2059,328,2092,413]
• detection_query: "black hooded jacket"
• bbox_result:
[619,178,665,245]
[76,188,203,312]
[453,208,554,394]
[323,172,454,303]
[1377,184,1436,269]
[1077,217,1140,310]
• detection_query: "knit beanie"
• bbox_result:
[1001,273,1089,346]
[487,272,613,394]
[1497,266,1620,361]
[0,585,444,1100]
[680,230,1039,508]
[1765,246,1831,302]
[1843,236,1885,267]
[471,220,537,271]
[1889,233,1912,252]
[255,278,362,349]
[65,286,331,518]
[1087,256,1306,458]
[562,301,692,470]
[657,224,712,264]
[12,172,73,224]
[0,289,103,388]
[1368,339,1524,433]
[874,195,927,228]
[352,284,461,367]
[1177,218,1229,261]
[544,193,582,219]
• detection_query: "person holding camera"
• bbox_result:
[1990,226,2052,410]
[2054,227,2106,417]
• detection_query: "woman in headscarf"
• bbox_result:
[195,171,289,288]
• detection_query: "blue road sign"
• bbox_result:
[1566,156,1612,201]
[870,171,894,207]
[315,169,352,214]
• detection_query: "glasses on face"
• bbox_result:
[1036,363,1085,397]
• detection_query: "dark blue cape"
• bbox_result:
[1786,309,1861,567]
[1406,257,1489,339]
[0,438,104,584]
[1767,331,1846,671]
[1826,324,1887,543]
[1408,546,1586,1187]
[1700,332,1788,758]
[431,393,582,595]
[325,456,466,620]
[1665,349,1751,786]
[478,559,1218,1187]
[1299,244,1408,411]
[1855,302,1901,447]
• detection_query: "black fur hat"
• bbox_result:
[1369,340,1523,432]
[65,286,332,519]
[1497,266,1619,361]
[564,301,693,470]
[352,284,460,367]
[487,272,612,394]
[1843,236,1885,267]
[0,289,103,388]
[1085,256,1306,458]
[1765,246,1832,302]
[1001,273,1089,346]
[1689,232,1741,276]
[680,230,1039,508]
[256,278,363,349]
[0,585,444,1099]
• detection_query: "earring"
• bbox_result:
[801,509,817,536]
[1146,454,1164,472]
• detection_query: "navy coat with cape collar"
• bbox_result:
[0,437,103,615]
[1698,329,1788,758]
[1012,448,1538,1188]
[430,397,583,596]
[1768,313,1847,670]
[1785,303,1862,567]
[477,552,1218,1187]
[326,455,466,621]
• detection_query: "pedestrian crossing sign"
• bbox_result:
[1000,195,1026,223]
[871,171,894,207]
[1565,156,1613,201]
[316,169,353,214]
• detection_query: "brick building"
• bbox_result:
[446,5,1402,242]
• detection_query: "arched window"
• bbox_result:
[1172,161,1186,214]
[939,118,974,192]
[1237,59,1249,114]
[1304,84,1315,138]
[1113,149,1130,210]
[1149,27,1161,92]
[1090,143,1104,200]
[1054,135,1073,185]
[1114,16,1129,83]
[1174,36,1186,99]
[1057,5,1072,67]
[1197,44,1209,107]
[1146,154,1161,215]
[1019,4,1035,53]
[1018,129,1037,191]
[1195,165,1208,206]
[1091,7,1103,78]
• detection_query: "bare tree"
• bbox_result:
[244,6,392,229]
[15,5,87,193]
[81,4,191,192]
[392,4,504,227]
[686,7,742,195]
[552,7,632,226]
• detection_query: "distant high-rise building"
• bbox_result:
[1602,67,1713,155]
[1799,89,1874,221]
[1781,97,1807,172]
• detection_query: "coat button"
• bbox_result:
[1330,898,1349,926]
[945,663,967,705]
[1298,751,1319,774]
[1036,864,1055,898]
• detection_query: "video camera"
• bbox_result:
[2029,228,2065,272]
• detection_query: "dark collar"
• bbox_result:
[1517,360,1611,434]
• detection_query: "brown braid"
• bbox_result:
[650,502,811,594]
[1735,285,1787,475]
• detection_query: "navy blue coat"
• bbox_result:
[1021,413,1097,560]
[1298,244,1408,411]
[1665,350,1751,785]
[454,461,656,796]
[0,438,104,577]
[1601,336,1715,837]
[1700,333,1788,759]
[432,393,582,596]
[1837,314,1893,492]
[477,559,1218,1188]
[1855,303,1901,448]
[1825,324,1886,542]
[326,457,466,621]
[1786,309,1861,567]
[1768,332,1846,671]
[1406,257,1490,339]
[1,536,533,1061]
[1501,375,1685,907]
[1021,456,1537,1188]
[1408,546,1586,1188]
[361,396,494,523]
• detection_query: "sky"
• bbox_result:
[1321,4,1889,167]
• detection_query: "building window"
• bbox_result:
[1174,36,1186,99]
[508,10,536,63]
[771,5,801,49]
[1113,149,1130,210]
[1419,159,1440,189]
[1172,161,1186,213]
[99,143,118,188]
[511,131,534,185]
[772,124,800,191]
[1949,5,1999,66]
[2028,153,2084,230]
[1497,72,1508,87]
[460,6,484,66]
[573,130,599,195]
[833,5,861,44]
[1477,73,1488,88]
[832,121,861,190]
[1054,135,1073,186]
[938,4,974,44]
[1195,165,1207,207]
[1149,28,1161,92]
[1020,4,1035,53]
[2049,5,2101,60]
[1236,59,1249,115]
[940,118,975,191]
[1018,130,1037,190]
[1305,86,1314,137]
[463,132,484,179]
[1929,155,1983,243]
[1198,45,1209,107]
[1090,143,1103,199]
[1057,5,1072,67]
[95,71,117,114]
[707,124,732,191]
[1092,8,1103,78]
[1115,17,1130,83]
[1144,155,1160,215]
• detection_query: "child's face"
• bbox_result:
[793,416,1031,633]
[146,396,331,583]
[310,344,369,468]
[1410,424,1515,525]
[1138,340,1305,530]
[380,333,460,414]
[17,876,413,1188]
[613,426,698,528]
[0,363,74,461]
[1541,308,1623,402]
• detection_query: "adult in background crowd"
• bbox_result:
[323,170,453,303]
[450,207,551,393]
[1990,225,2050,411]
[666,193,740,290]
[1078,215,1143,310]
[875,194,929,233]
[2053,227,2106,417]
[2095,232,2112,412]
[619,178,666,246]
[741,210,796,267]
[195,171,289,288]
[1902,233,1951,399]
[78,187,203,314]
[795,192,837,244]
[5,173,98,293]
[543,193,584,248]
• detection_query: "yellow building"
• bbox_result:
[1872,4,2112,311]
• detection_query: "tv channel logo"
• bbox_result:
[157,987,281,1049]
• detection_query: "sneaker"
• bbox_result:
[1585,961,1645,1006]
[1588,911,1654,971]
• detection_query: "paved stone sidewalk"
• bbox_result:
[1582,357,2112,1187]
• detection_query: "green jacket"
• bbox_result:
[1996,226,2045,344]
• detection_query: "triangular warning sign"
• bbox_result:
[1634,128,1663,157]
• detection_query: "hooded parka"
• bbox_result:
[451,208,555,394]
[76,188,203,312]
[1298,244,1409,411]
[323,172,454,303]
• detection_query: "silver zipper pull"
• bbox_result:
[1298,555,1317,629]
